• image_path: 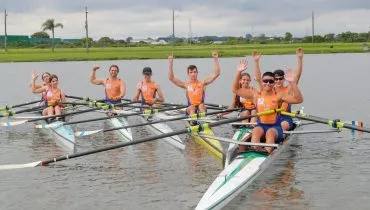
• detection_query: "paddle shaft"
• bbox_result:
[283,111,370,133]
[0,105,45,118]
[41,109,273,165]
[0,99,43,111]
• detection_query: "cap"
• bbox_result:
[143,67,152,75]
[273,69,285,77]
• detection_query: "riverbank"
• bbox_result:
[0,43,368,62]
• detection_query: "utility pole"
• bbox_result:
[4,9,8,52]
[311,11,315,46]
[172,8,175,48]
[85,6,89,53]
[188,18,192,45]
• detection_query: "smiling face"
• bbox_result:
[42,73,51,84]
[274,76,285,87]
[48,75,59,88]
[109,65,119,78]
[262,75,275,91]
[240,74,251,88]
[143,73,152,82]
[187,65,198,81]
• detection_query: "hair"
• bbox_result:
[262,71,275,78]
[187,65,198,73]
[49,74,58,83]
[273,69,285,77]
[241,72,251,79]
[41,72,51,82]
[109,65,119,72]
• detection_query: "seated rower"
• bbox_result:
[32,74,66,117]
[168,51,220,124]
[232,58,303,154]
[132,67,164,110]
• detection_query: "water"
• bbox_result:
[0,53,369,210]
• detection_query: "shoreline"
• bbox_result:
[0,43,368,63]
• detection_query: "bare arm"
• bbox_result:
[295,48,303,84]
[232,59,254,99]
[252,51,263,88]
[60,91,66,103]
[204,51,221,85]
[90,65,105,85]
[280,70,303,104]
[119,80,126,99]
[156,85,165,102]
[168,55,186,89]
[132,83,141,101]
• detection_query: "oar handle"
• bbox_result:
[0,99,43,111]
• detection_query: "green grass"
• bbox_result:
[0,43,368,62]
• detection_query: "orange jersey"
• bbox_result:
[138,81,157,105]
[275,86,291,111]
[185,81,205,106]
[46,88,62,106]
[256,92,279,124]
[104,78,122,100]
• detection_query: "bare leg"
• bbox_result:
[187,105,197,115]
[250,109,257,123]
[281,121,290,131]
[42,108,48,116]
[47,106,55,116]
[54,105,62,115]
[198,103,206,113]
[265,128,278,154]
[240,110,251,123]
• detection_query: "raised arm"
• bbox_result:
[280,69,303,104]
[295,47,303,84]
[168,55,186,89]
[90,65,105,85]
[232,59,254,99]
[30,72,43,91]
[252,51,263,89]
[204,51,221,85]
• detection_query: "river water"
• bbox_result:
[0,53,369,210]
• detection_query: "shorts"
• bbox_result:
[256,122,284,143]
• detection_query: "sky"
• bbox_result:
[0,0,369,40]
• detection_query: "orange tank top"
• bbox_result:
[185,81,205,106]
[139,81,157,105]
[104,78,121,100]
[46,88,62,106]
[256,92,279,124]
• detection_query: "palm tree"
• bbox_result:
[41,19,63,52]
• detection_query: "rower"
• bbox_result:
[254,48,303,131]
[32,74,66,116]
[168,51,220,124]
[232,58,303,154]
[30,71,51,106]
[90,64,126,106]
[132,67,164,110]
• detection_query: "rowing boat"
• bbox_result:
[196,122,300,210]
[41,118,75,151]
[185,121,224,160]
[106,112,133,142]
[136,110,185,150]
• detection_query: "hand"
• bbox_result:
[212,51,219,59]
[216,113,222,120]
[237,59,248,72]
[132,97,138,102]
[252,51,261,61]
[32,71,39,81]
[168,55,174,64]
[93,64,100,71]
[296,48,303,59]
[147,98,157,104]
[284,68,295,83]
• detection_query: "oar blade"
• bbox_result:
[0,120,28,127]
[35,122,64,129]
[75,129,103,137]
[0,161,42,170]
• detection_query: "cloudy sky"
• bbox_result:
[1,0,369,40]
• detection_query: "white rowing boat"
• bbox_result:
[42,118,75,151]
[196,122,300,210]
[106,112,133,142]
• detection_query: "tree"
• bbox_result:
[41,19,63,52]
[284,32,293,42]
[324,33,335,42]
[98,37,115,47]
[126,37,133,44]
[31,31,50,38]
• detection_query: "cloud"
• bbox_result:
[1,0,369,39]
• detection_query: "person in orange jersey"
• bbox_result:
[168,51,220,119]
[32,74,66,116]
[232,58,303,154]
[132,67,164,107]
[30,71,52,105]
[254,48,303,131]
[90,64,126,105]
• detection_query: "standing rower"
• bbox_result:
[232,59,303,154]
[254,48,303,131]
[132,67,164,107]
[90,64,126,105]
[168,51,220,120]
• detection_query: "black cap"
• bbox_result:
[143,67,152,75]
[273,69,285,77]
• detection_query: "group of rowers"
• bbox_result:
[30,48,303,154]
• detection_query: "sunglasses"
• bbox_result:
[275,77,284,81]
[263,79,275,84]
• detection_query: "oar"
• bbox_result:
[0,105,46,118]
[282,111,370,133]
[0,99,43,111]
[75,108,242,137]
[0,105,110,127]
[0,108,281,170]
[197,134,279,148]
[65,95,105,102]
[35,105,189,129]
